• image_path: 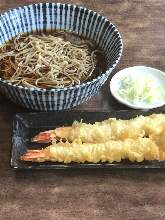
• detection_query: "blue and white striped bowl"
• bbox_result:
[0,3,123,111]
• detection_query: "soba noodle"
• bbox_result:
[0,32,99,89]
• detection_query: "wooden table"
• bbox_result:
[0,1,165,219]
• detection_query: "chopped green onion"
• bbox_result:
[116,75,165,105]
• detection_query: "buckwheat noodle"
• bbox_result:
[0,32,98,89]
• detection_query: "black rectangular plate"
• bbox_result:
[11,109,165,169]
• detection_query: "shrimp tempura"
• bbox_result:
[21,137,165,163]
[32,114,165,144]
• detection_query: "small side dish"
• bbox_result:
[20,113,165,163]
[116,75,164,105]
[110,66,165,109]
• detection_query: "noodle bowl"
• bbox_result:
[0,2,123,111]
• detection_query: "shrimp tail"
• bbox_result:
[32,127,72,143]
[20,150,47,162]
[31,130,56,143]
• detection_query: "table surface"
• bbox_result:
[0,0,165,219]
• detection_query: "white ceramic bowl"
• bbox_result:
[110,66,165,109]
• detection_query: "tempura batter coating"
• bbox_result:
[32,114,165,143]
[21,138,165,163]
